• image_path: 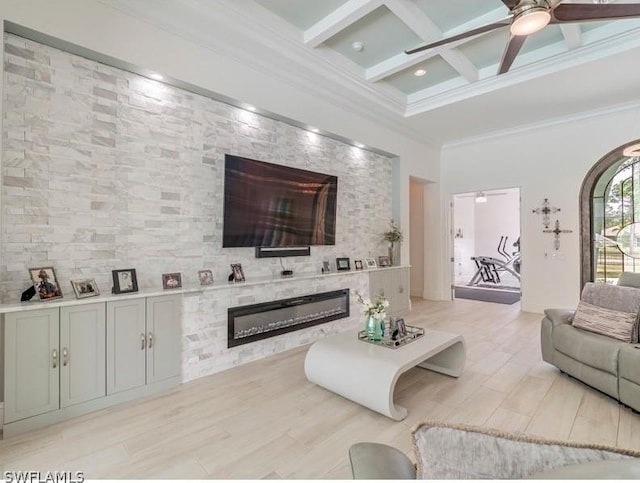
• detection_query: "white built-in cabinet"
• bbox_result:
[60,304,107,408]
[4,303,106,424]
[4,308,61,423]
[369,267,410,317]
[106,295,181,395]
[3,294,181,436]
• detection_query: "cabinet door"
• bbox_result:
[4,309,59,423]
[391,268,410,316]
[106,299,146,395]
[369,271,387,300]
[146,295,182,384]
[60,303,106,407]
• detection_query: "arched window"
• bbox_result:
[581,139,640,286]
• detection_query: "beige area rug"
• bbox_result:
[412,420,640,479]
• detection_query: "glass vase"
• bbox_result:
[365,314,385,341]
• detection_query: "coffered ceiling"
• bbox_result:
[96,0,640,146]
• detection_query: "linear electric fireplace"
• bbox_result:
[227,289,350,348]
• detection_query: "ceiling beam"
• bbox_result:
[384,0,479,82]
[560,24,583,49]
[367,6,508,82]
[304,0,383,48]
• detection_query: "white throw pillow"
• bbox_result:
[572,300,636,342]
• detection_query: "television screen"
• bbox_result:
[223,155,338,248]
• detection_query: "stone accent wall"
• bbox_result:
[2,34,392,379]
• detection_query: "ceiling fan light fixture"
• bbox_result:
[623,143,640,157]
[475,192,488,203]
[510,5,551,36]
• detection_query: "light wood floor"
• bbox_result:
[2,298,640,479]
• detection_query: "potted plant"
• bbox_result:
[383,220,402,266]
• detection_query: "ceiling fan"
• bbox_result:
[405,0,640,74]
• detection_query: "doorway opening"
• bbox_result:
[452,187,521,304]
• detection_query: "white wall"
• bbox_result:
[443,107,640,313]
[409,179,424,297]
[0,0,442,291]
[453,196,476,283]
[474,189,520,262]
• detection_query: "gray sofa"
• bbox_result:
[541,277,640,413]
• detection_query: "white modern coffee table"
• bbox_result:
[304,328,466,421]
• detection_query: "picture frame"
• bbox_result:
[322,260,331,273]
[396,318,407,338]
[231,263,245,282]
[198,269,214,286]
[336,257,351,271]
[70,278,99,299]
[112,268,138,294]
[29,266,63,301]
[162,272,182,290]
[378,255,391,267]
[354,260,364,270]
[365,258,377,269]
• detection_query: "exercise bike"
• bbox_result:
[468,236,521,286]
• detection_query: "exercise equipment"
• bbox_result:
[468,236,521,286]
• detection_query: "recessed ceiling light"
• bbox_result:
[149,73,163,81]
[355,143,365,148]
[311,128,320,133]
[623,143,640,157]
[352,41,365,52]
[247,105,257,112]
[414,69,427,77]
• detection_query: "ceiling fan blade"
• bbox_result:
[552,3,640,22]
[498,34,527,74]
[501,0,520,9]
[405,17,512,55]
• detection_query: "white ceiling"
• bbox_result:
[98,0,640,147]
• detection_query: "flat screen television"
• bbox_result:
[223,154,338,248]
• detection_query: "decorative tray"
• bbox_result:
[358,324,424,349]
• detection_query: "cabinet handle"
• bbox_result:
[52,349,58,369]
[62,347,69,366]
[141,333,146,350]
[148,332,153,349]
[399,286,404,294]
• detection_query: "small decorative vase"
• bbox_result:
[365,314,385,341]
[388,242,394,266]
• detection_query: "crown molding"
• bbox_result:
[406,24,640,116]
[442,97,640,151]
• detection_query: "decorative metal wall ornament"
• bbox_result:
[543,220,573,251]
[532,198,561,229]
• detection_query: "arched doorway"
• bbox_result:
[580,139,640,287]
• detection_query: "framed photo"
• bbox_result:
[336,257,351,271]
[198,269,214,286]
[354,260,364,270]
[378,255,391,267]
[71,278,99,299]
[365,258,377,269]
[29,267,63,301]
[112,268,138,294]
[322,260,331,273]
[396,318,407,338]
[162,272,182,290]
[231,263,245,282]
